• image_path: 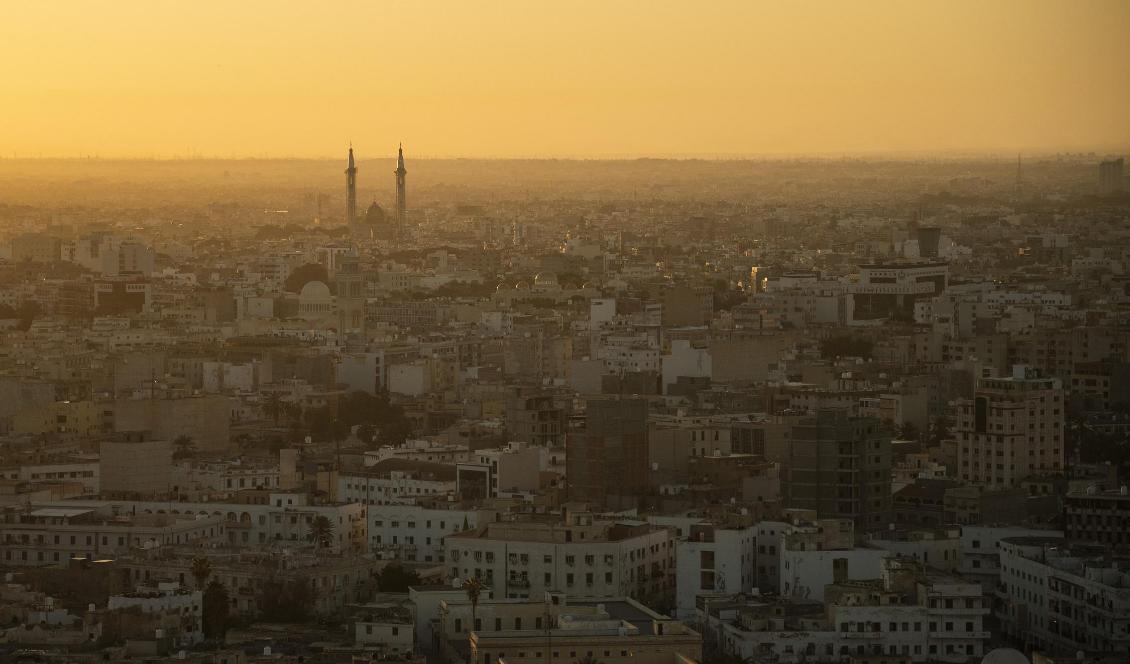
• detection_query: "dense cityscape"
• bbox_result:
[0,147,1126,664]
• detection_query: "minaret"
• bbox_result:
[394,143,407,235]
[345,145,358,230]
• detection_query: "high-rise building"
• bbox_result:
[566,398,648,504]
[345,145,358,231]
[953,365,1064,489]
[1099,157,1124,194]
[394,143,407,235]
[784,408,892,534]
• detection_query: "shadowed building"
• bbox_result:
[784,408,892,535]
[567,398,649,505]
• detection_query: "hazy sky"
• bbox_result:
[2,0,1128,158]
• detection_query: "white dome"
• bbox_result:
[533,272,558,285]
[981,649,1029,664]
[299,280,332,300]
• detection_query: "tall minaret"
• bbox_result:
[394,143,407,231]
[345,145,358,229]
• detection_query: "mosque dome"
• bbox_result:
[364,201,386,226]
[299,280,332,300]
[515,281,531,290]
[496,282,511,291]
[533,272,558,286]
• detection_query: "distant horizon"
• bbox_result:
[1,145,1127,163]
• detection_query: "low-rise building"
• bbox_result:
[446,507,676,606]
[996,536,1130,655]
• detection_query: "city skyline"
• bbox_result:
[2,0,1128,159]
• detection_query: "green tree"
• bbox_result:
[173,435,196,460]
[191,556,212,589]
[263,392,284,424]
[258,578,315,623]
[202,580,230,639]
[375,562,421,592]
[284,263,330,293]
[308,515,335,549]
[896,421,920,441]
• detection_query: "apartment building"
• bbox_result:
[953,366,1064,488]
[439,595,701,664]
[36,492,366,554]
[700,558,986,664]
[674,522,756,620]
[1063,486,1130,549]
[0,506,225,566]
[784,409,892,534]
[997,535,1130,655]
[446,508,676,605]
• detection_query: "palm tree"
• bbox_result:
[308,515,335,549]
[264,392,284,425]
[462,576,486,625]
[191,555,212,589]
[173,435,196,459]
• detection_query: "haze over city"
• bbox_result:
[1,3,1130,664]
[2,0,1129,158]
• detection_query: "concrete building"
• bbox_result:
[366,503,488,563]
[112,394,232,453]
[1063,486,1130,549]
[445,507,675,605]
[953,366,1065,488]
[700,557,987,664]
[997,536,1130,655]
[567,398,649,504]
[340,460,456,506]
[439,595,701,664]
[784,409,891,534]
[37,493,366,554]
[0,506,225,566]
[99,433,173,497]
[506,392,567,447]
[674,522,756,620]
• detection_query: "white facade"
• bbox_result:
[675,524,756,619]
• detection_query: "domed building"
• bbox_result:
[298,280,334,319]
[352,199,403,245]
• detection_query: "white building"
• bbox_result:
[997,535,1130,655]
[445,507,675,604]
[701,557,987,664]
[366,502,491,563]
[675,522,756,620]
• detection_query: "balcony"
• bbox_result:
[930,631,990,639]
[930,607,990,616]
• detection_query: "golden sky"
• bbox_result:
[2,0,1128,158]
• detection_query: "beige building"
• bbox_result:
[953,366,1064,488]
[0,506,225,566]
[439,595,700,664]
[112,394,231,452]
[446,507,675,606]
[100,434,173,497]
